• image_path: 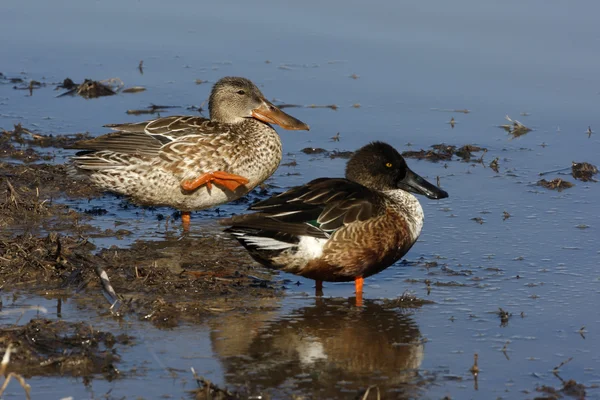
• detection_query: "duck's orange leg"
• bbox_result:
[181,171,249,192]
[181,211,191,231]
[355,276,364,307]
[315,280,323,297]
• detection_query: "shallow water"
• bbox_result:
[2,0,600,398]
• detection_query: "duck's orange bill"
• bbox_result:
[252,101,310,131]
[181,171,249,192]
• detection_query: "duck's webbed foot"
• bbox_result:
[181,171,249,192]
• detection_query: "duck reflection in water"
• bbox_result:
[209,298,425,397]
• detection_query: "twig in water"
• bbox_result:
[500,115,532,137]
[502,341,510,360]
[470,353,480,376]
[95,265,121,313]
[361,385,381,400]
[470,353,480,391]
[477,148,488,164]
[553,357,573,373]
[278,103,339,110]
[5,179,20,209]
[431,108,471,114]
[538,166,571,176]
[126,104,180,116]
[191,367,236,398]
[504,115,527,129]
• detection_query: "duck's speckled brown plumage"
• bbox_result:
[69,77,309,212]
[71,117,282,210]
[221,142,449,283]
[299,209,415,281]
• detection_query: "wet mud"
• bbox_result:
[402,144,486,163]
[56,78,123,99]
[0,209,280,328]
[571,161,597,182]
[537,178,575,192]
[0,132,282,333]
[0,319,130,379]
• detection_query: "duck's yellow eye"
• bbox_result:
[385,162,393,168]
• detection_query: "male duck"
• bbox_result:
[220,141,448,304]
[69,77,309,230]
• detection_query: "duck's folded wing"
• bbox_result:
[70,116,229,159]
[105,116,217,141]
[222,213,328,238]
[220,178,385,237]
[68,131,165,158]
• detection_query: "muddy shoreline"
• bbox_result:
[0,128,287,395]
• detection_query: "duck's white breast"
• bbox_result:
[384,189,425,242]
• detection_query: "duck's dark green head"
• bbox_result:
[208,76,309,131]
[346,141,449,199]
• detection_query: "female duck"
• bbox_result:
[221,141,448,304]
[69,76,309,229]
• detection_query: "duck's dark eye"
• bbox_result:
[236,90,246,95]
[385,162,393,168]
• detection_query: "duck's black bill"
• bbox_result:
[397,169,449,200]
[252,100,310,131]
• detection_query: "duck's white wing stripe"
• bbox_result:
[232,233,295,251]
